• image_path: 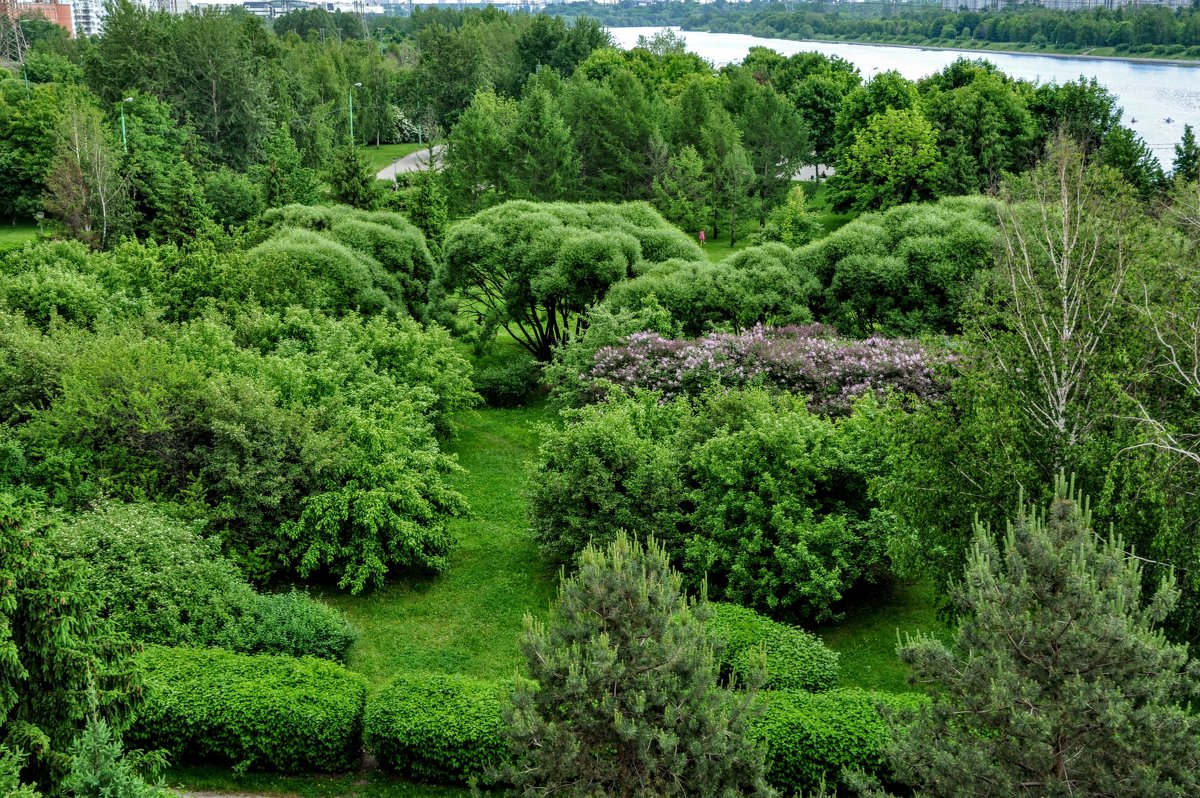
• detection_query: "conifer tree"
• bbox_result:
[510,85,579,202]
[504,533,773,798]
[888,477,1200,797]
[326,146,378,210]
[0,496,140,789]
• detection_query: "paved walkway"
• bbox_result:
[376,145,444,181]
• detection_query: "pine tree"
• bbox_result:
[62,717,166,798]
[504,533,773,798]
[887,477,1200,798]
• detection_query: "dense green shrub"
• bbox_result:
[706,602,839,692]
[604,243,819,336]
[795,196,998,337]
[15,310,470,590]
[472,352,543,408]
[50,502,256,649]
[243,228,395,317]
[529,389,897,621]
[364,673,508,784]
[246,590,358,663]
[131,646,367,773]
[754,689,926,794]
[527,393,686,566]
[261,205,437,318]
[50,503,358,660]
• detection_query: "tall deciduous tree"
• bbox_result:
[503,533,773,798]
[43,99,129,249]
[830,108,945,211]
[887,478,1200,797]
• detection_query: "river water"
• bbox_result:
[610,27,1200,167]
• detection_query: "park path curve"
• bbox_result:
[376,145,444,181]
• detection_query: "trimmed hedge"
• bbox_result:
[131,646,367,773]
[364,673,508,784]
[754,688,926,794]
[706,602,840,692]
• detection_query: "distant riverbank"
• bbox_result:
[752,34,1200,68]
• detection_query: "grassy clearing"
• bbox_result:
[817,579,949,694]
[803,181,857,236]
[164,765,470,798]
[323,404,558,689]
[0,223,38,248]
[362,143,427,175]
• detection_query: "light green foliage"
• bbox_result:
[247,591,359,663]
[63,717,167,798]
[49,503,358,661]
[681,390,891,620]
[706,603,840,692]
[527,394,686,565]
[505,533,773,798]
[438,200,698,360]
[754,689,924,795]
[759,185,822,248]
[364,674,508,784]
[530,390,894,621]
[888,482,1200,797]
[830,108,945,212]
[262,205,436,316]
[0,746,39,798]
[258,204,438,319]
[49,502,255,650]
[795,195,998,337]
[245,228,395,316]
[10,306,471,591]
[0,241,121,331]
[832,70,919,160]
[605,242,819,336]
[131,646,367,774]
[0,496,140,790]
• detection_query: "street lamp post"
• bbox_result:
[120,97,133,153]
[349,82,363,146]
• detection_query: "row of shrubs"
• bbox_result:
[133,609,906,793]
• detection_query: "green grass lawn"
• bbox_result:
[323,404,558,689]
[816,579,950,694]
[362,143,429,175]
[0,222,38,248]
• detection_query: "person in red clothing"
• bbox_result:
[698,229,706,245]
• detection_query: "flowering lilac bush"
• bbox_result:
[581,324,954,416]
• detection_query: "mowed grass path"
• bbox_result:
[324,405,558,689]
